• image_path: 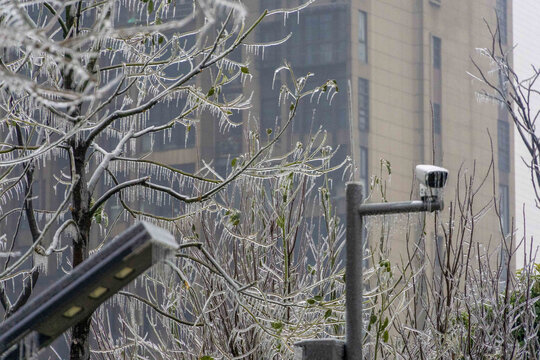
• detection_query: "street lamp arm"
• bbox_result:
[357,199,443,216]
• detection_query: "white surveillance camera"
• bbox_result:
[415,165,448,202]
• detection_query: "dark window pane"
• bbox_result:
[496,0,507,44]
[433,103,441,134]
[498,120,510,172]
[359,146,369,196]
[358,78,369,131]
[286,7,347,67]
[360,146,368,182]
[433,36,441,70]
[306,15,318,43]
[499,184,510,235]
[320,43,333,64]
[358,11,367,63]
[320,14,332,42]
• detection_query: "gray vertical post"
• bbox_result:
[346,182,363,360]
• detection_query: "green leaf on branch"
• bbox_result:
[276,215,285,229]
[332,79,339,90]
[229,212,240,226]
[271,321,283,330]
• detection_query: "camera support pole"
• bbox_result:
[294,183,443,360]
[349,183,443,360]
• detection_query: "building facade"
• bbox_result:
[513,0,540,267]
[245,0,514,267]
[147,0,515,267]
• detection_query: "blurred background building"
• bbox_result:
[146,0,514,268]
[250,0,514,268]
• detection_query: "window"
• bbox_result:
[432,36,441,70]
[358,10,367,63]
[360,146,369,193]
[358,78,369,131]
[498,120,510,172]
[496,0,507,44]
[288,9,347,67]
[433,103,441,134]
[499,184,510,235]
[305,13,334,66]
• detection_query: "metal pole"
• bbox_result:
[345,190,443,360]
[346,182,363,360]
[357,199,443,216]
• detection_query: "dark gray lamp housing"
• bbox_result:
[0,222,177,360]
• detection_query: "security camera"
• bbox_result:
[415,165,448,202]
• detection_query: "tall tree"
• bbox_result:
[0,0,345,358]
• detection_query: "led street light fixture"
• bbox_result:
[0,222,177,360]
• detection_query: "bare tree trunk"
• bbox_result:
[69,144,92,360]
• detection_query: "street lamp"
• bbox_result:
[0,222,177,360]
[295,165,448,360]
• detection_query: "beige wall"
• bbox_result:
[350,0,514,268]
